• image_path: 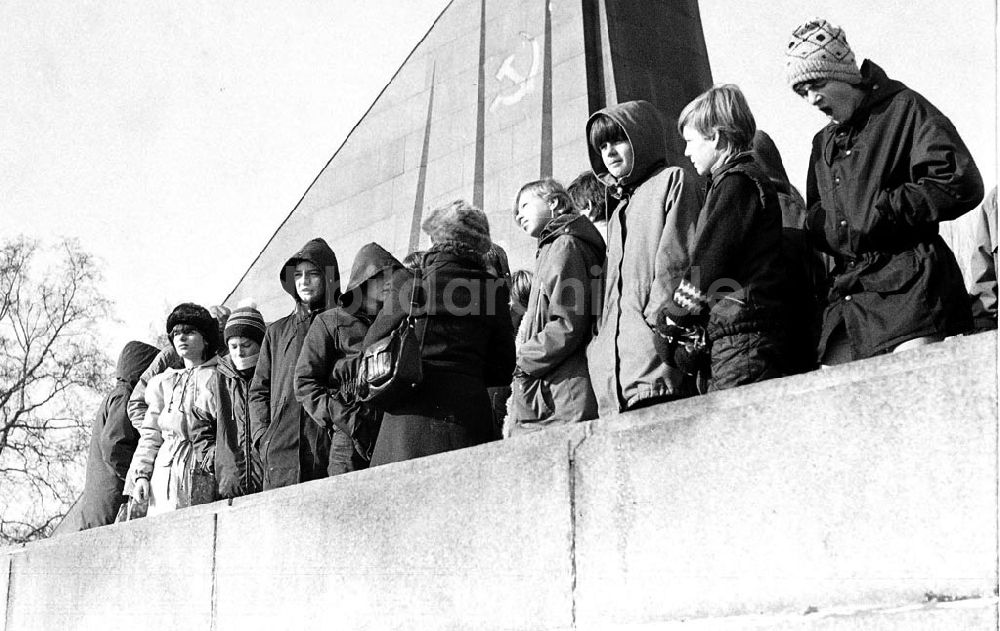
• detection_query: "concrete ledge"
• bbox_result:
[215,434,580,631]
[4,508,217,631]
[0,332,995,630]
[573,332,998,626]
[596,597,999,630]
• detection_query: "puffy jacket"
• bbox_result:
[74,341,159,530]
[584,100,703,415]
[126,356,219,516]
[295,243,401,462]
[214,355,262,498]
[250,238,340,490]
[806,60,982,358]
[511,213,604,424]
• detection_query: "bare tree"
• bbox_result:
[0,237,112,544]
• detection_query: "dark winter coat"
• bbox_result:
[585,100,703,415]
[510,213,604,428]
[74,342,159,530]
[805,60,983,359]
[362,246,515,465]
[295,243,402,469]
[250,238,340,490]
[213,355,262,498]
[753,130,827,373]
[661,153,787,336]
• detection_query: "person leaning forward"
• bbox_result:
[786,19,983,364]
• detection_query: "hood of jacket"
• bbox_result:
[586,100,667,190]
[751,130,794,196]
[538,213,606,260]
[279,238,341,312]
[115,341,160,388]
[342,242,404,296]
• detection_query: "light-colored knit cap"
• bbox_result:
[785,19,862,89]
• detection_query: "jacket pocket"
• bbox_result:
[859,250,922,294]
[511,374,554,422]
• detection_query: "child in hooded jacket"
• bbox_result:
[249,237,339,490]
[294,242,404,474]
[508,178,604,434]
[584,100,703,415]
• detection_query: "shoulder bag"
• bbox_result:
[360,269,426,407]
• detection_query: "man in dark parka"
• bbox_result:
[787,19,983,363]
[75,341,160,530]
[250,238,340,490]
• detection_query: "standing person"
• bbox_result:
[664,84,787,391]
[127,304,221,517]
[72,341,160,530]
[752,129,826,374]
[362,200,515,465]
[567,170,609,243]
[584,100,703,415]
[250,238,339,490]
[786,18,983,363]
[508,178,604,434]
[213,304,267,499]
[295,243,404,474]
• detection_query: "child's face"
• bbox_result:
[171,325,206,362]
[600,140,634,180]
[682,125,723,176]
[294,261,324,305]
[515,191,555,238]
[227,336,261,359]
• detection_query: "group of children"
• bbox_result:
[72,18,993,530]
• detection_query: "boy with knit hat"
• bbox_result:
[213,303,267,498]
[786,18,983,363]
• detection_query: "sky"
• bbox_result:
[2,0,995,357]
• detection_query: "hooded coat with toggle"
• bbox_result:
[250,237,340,490]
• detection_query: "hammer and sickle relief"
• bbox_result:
[488,31,542,112]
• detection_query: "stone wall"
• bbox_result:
[2,332,997,630]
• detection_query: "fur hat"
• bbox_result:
[165,302,221,357]
[224,303,266,345]
[785,19,862,89]
[421,200,492,255]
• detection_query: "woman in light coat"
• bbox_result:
[127,303,220,516]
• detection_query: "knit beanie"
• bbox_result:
[165,302,221,357]
[785,19,863,89]
[224,304,266,345]
[421,200,492,255]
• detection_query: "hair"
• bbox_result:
[587,114,627,152]
[510,269,533,311]
[677,84,757,156]
[567,170,607,223]
[514,178,575,218]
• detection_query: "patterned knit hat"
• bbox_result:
[224,303,266,345]
[421,199,492,255]
[785,19,862,89]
